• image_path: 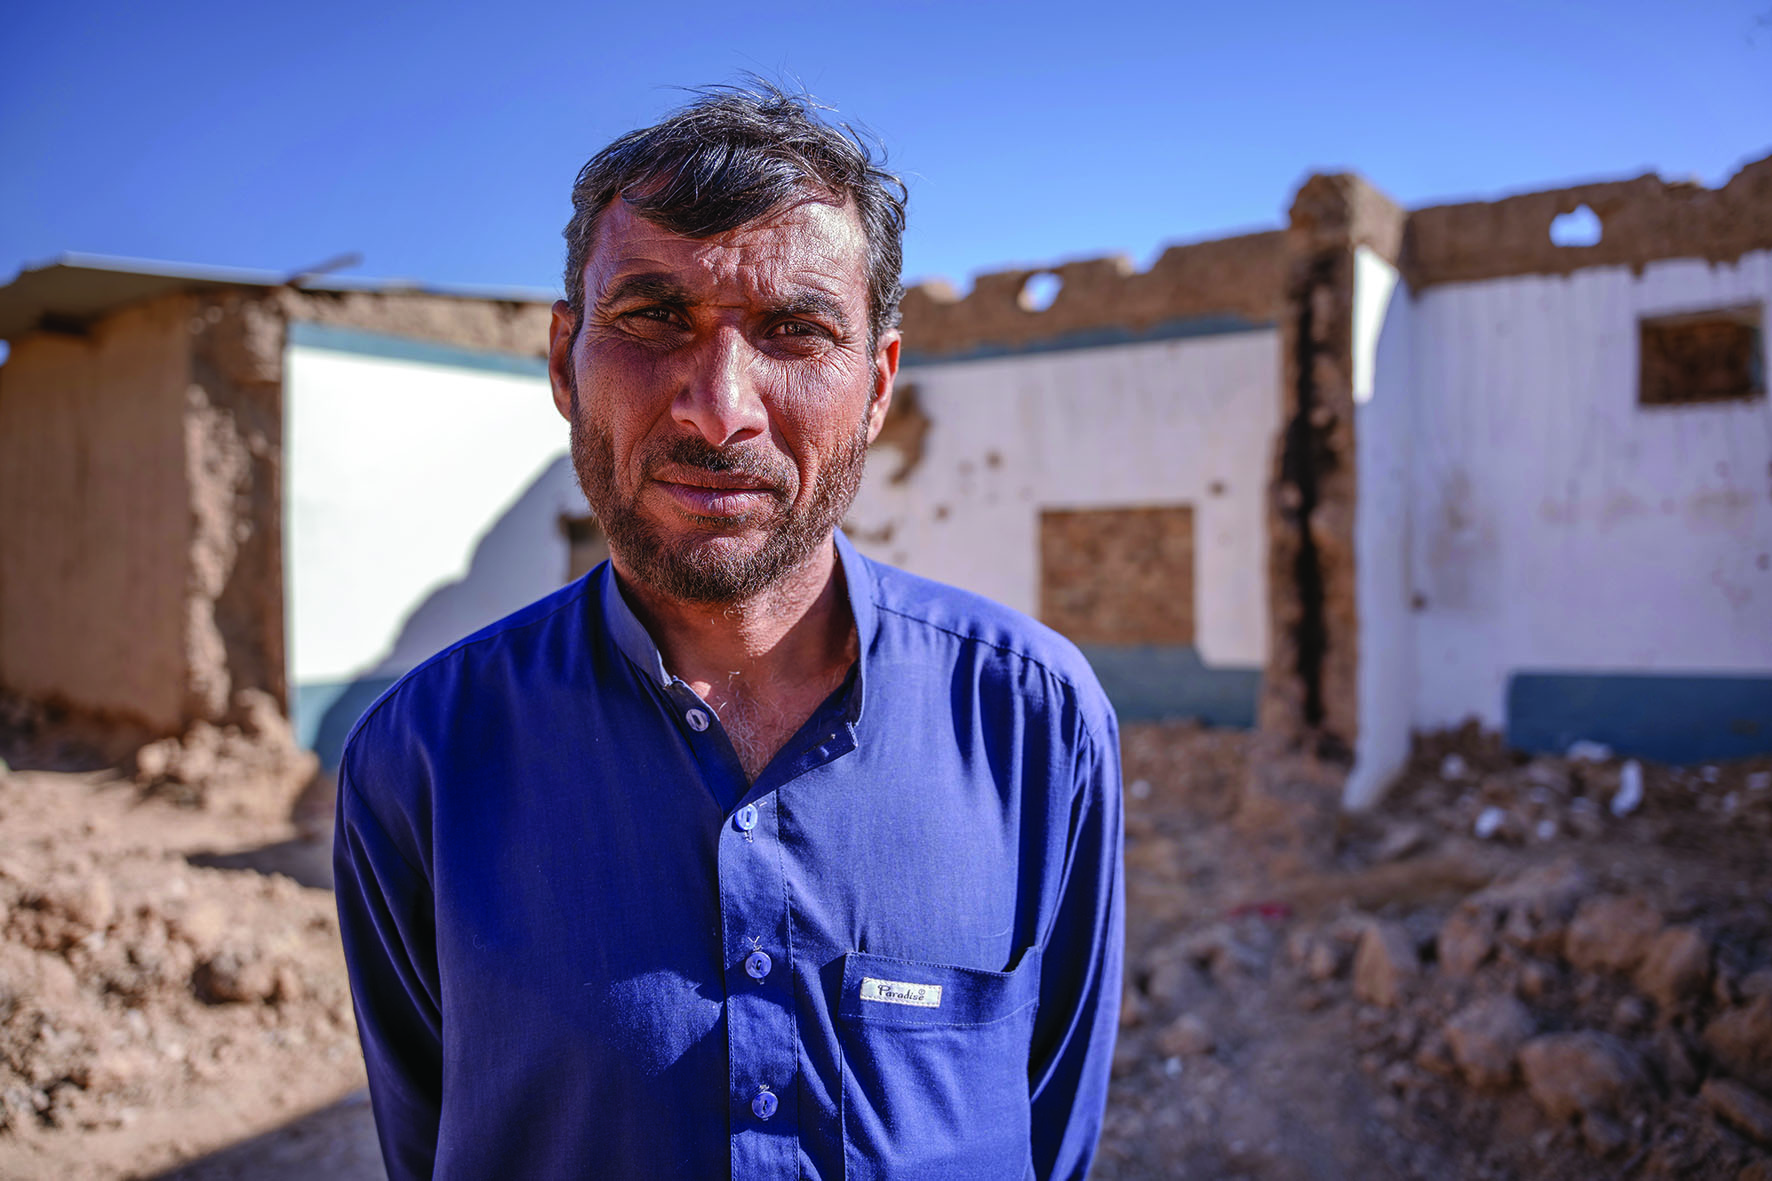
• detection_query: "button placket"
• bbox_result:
[719,788,797,1174]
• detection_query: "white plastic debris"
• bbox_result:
[1610,760,1644,817]
[1701,765,1720,784]
[1567,740,1614,762]
[1722,792,1740,815]
[1163,1056,1183,1077]
[1534,818,1558,841]
[1748,771,1771,793]
[1474,806,1507,839]
[1129,779,1152,801]
[1440,753,1470,781]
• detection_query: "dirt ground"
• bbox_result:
[1,717,1769,1179]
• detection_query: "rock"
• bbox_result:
[1374,821,1429,863]
[1634,925,1711,1010]
[1155,1014,1215,1058]
[1518,1032,1647,1122]
[1652,1029,1699,1095]
[48,875,114,932]
[1440,753,1470,781]
[1705,995,1772,1093]
[1465,859,1592,955]
[1612,994,1649,1030]
[1438,907,1494,977]
[1610,759,1644,816]
[1700,1078,1772,1146]
[1353,921,1420,1008]
[1580,1111,1628,1156]
[192,949,278,1005]
[1564,894,1663,975]
[1740,968,1772,1001]
[1518,959,1557,1001]
[1444,995,1535,1089]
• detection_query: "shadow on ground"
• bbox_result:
[151,1089,381,1180]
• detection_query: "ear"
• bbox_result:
[864,331,901,444]
[548,300,579,421]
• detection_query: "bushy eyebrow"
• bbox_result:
[596,273,692,311]
[594,272,853,337]
[773,291,852,336]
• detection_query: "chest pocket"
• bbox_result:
[837,947,1041,1181]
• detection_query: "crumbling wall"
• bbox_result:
[185,292,290,718]
[1262,174,1406,763]
[0,297,195,734]
[278,288,551,359]
[1405,153,1772,289]
[899,230,1285,361]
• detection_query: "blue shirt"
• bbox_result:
[333,532,1124,1180]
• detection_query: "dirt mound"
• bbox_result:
[0,756,358,1181]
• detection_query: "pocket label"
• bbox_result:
[859,976,943,1009]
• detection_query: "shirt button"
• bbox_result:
[735,804,759,832]
[751,1090,778,1120]
[745,950,772,980]
[685,708,710,732]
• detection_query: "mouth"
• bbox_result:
[650,465,784,519]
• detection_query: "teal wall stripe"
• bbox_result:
[1077,644,1261,727]
[287,321,548,378]
[1507,671,1772,764]
[293,676,402,771]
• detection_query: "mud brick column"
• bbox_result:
[1260,174,1404,767]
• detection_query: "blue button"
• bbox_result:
[751,1090,778,1120]
[736,804,759,832]
[745,950,772,980]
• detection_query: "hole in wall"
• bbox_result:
[1549,204,1603,247]
[1019,271,1063,312]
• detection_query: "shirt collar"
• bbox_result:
[600,530,876,721]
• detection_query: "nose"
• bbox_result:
[672,325,767,448]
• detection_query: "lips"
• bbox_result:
[649,463,785,519]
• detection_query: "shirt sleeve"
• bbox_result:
[1027,711,1126,1180]
[333,761,444,1181]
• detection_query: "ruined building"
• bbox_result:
[1,154,1768,802]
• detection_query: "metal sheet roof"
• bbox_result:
[0,255,552,342]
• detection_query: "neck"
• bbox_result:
[613,537,858,779]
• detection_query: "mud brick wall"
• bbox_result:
[1405,154,1772,289]
[899,231,1285,361]
[1039,506,1196,646]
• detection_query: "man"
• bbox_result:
[334,82,1123,1180]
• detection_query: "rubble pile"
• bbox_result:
[133,690,319,821]
[0,755,359,1180]
[1101,721,1772,1180]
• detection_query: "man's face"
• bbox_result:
[548,194,898,604]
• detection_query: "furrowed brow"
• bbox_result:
[773,291,852,336]
[596,273,693,310]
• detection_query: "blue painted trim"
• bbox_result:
[1507,671,1772,764]
[1076,644,1261,727]
[287,321,548,378]
[901,314,1273,368]
[293,676,401,771]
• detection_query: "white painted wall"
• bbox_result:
[1347,248,1415,807]
[283,339,577,694]
[1403,250,1772,732]
[849,330,1279,669]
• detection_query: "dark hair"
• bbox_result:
[562,80,907,350]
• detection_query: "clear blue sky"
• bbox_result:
[3,0,1769,301]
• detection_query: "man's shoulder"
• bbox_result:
[342,574,596,755]
[860,554,1115,738]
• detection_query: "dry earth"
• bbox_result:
[1,716,1769,1179]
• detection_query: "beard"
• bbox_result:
[568,392,872,605]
